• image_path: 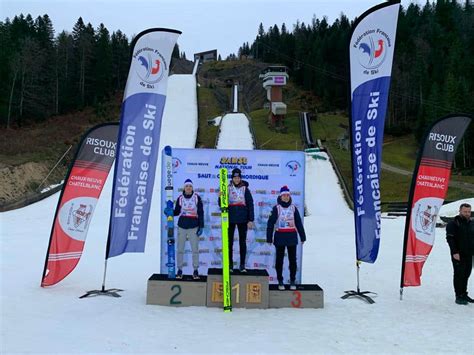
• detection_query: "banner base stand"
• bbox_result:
[341,290,376,304]
[79,288,123,299]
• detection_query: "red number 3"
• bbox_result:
[291,291,302,308]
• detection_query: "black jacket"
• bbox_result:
[219,180,254,224]
[174,191,204,229]
[446,215,474,256]
[266,196,306,246]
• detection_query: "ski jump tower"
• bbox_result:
[259,66,288,130]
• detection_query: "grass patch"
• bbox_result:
[196,87,221,148]
[382,136,417,172]
[446,185,473,201]
[451,174,474,184]
[325,141,353,189]
[250,109,304,151]
[324,140,417,203]
[382,135,474,185]
[311,113,348,142]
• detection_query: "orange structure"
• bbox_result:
[259,66,288,130]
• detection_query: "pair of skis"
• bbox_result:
[163,148,231,312]
[219,168,232,312]
[164,146,175,279]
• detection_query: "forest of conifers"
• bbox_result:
[1,1,473,170]
[0,15,183,129]
[1,16,129,127]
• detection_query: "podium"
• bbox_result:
[146,270,324,309]
[206,268,269,309]
[269,284,324,308]
[146,274,207,307]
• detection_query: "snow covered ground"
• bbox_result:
[159,74,198,151]
[208,115,222,126]
[1,74,473,354]
[216,113,255,150]
[439,198,474,219]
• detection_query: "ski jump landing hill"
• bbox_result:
[215,83,257,150]
[216,113,256,150]
[158,60,200,150]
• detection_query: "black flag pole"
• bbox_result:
[80,143,123,298]
[79,259,123,299]
[341,261,377,304]
[80,124,124,299]
[77,235,124,299]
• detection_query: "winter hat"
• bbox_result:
[184,178,193,187]
[279,185,290,196]
[231,168,242,178]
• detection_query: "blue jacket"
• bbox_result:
[174,191,204,229]
[219,180,254,224]
[266,196,306,246]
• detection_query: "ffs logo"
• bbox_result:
[134,47,167,86]
[285,160,301,176]
[355,29,391,73]
[172,157,182,173]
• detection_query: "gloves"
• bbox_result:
[196,228,203,237]
[164,207,173,216]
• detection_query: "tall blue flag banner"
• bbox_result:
[107,28,181,258]
[349,1,400,263]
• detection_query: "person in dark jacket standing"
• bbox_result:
[446,203,474,305]
[267,185,306,290]
[173,179,204,279]
[220,168,254,272]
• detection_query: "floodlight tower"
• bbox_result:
[259,66,288,130]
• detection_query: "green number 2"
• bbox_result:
[170,285,182,305]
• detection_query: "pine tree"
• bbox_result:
[55,31,74,113]
[93,23,112,103]
[72,19,95,106]
[172,43,180,59]
[111,30,130,91]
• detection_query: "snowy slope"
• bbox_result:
[216,113,254,150]
[159,74,198,151]
[1,75,473,354]
[438,198,474,219]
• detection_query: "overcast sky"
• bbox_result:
[3,0,416,58]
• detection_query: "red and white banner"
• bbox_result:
[401,114,472,287]
[41,123,118,287]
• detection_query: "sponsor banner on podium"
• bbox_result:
[161,148,305,284]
